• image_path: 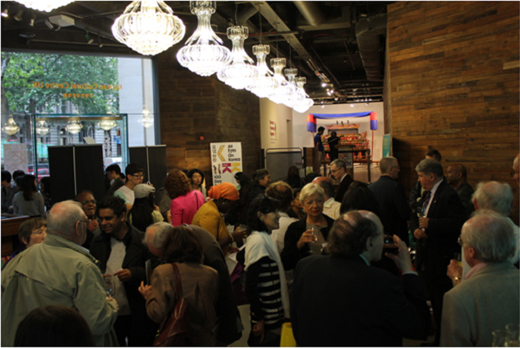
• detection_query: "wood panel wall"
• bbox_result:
[387,1,519,224]
[157,50,261,187]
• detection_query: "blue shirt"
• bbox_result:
[314,133,323,151]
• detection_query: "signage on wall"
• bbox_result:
[31,81,123,100]
[269,120,277,142]
[210,142,242,186]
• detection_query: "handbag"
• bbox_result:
[153,263,191,347]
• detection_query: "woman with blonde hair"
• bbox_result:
[163,169,205,226]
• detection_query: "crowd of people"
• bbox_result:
[1,151,518,347]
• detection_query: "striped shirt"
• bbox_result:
[245,256,285,330]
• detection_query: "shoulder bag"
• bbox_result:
[153,263,191,347]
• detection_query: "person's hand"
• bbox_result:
[385,235,413,273]
[419,217,429,229]
[228,246,240,254]
[413,228,428,240]
[114,269,132,282]
[138,281,153,299]
[447,259,463,283]
[297,230,317,250]
[231,226,246,242]
[252,319,265,343]
[153,204,160,212]
[167,210,172,223]
[87,219,99,232]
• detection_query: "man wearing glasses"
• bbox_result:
[75,190,101,249]
[115,163,144,211]
[330,159,353,203]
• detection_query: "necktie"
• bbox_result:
[422,190,431,216]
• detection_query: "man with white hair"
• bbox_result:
[1,201,118,347]
[441,211,519,346]
[144,222,243,346]
[447,181,519,284]
[291,210,430,346]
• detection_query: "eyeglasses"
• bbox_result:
[32,228,46,235]
[130,174,144,179]
[330,168,340,174]
[81,200,96,205]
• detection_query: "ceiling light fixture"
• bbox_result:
[35,120,50,135]
[176,1,231,77]
[112,0,185,56]
[138,109,154,128]
[248,44,275,98]
[292,77,314,113]
[65,119,83,134]
[2,117,20,135]
[1,4,9,17]
[13,6,23,21]
[217,26,257,90]
[13,1,73,12]
[268,58,291,104]
[97,120,117,131]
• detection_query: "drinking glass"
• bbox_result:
[506,323,519,347]
[104,274,115,298]
[492,329,507,347]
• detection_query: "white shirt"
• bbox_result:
[323,197,341,220]
[270,212,298,254]
[107,237,131,315]
[115,185,134,206]
[424,179,443,216]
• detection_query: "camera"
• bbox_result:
[383,235,399,254]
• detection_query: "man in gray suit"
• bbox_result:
[441,211,519,346]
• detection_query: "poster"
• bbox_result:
[210,142,242,185]
[382,134,391,158]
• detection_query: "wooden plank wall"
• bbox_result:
[387,1,520,224]
[157,49,261,187]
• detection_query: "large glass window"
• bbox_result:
[1,52,156,179]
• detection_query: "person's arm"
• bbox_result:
[281,222,310,270]
[37,192,45,216]
[170,198,183,226]
[12,194,19,215]
[440,290,472,346]
[245,257,268,323]
[426,190,466,240]
[74,262,118,336]
[142,265,174,323]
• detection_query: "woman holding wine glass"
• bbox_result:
[281,183,335,272]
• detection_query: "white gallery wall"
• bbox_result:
[259,98,293,150]
[291,102,385,162]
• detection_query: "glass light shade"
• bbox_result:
[14,0,73,12]
[35,120,50,135]
[98,120,117,131]
[65,119,83,134]
[268,58,292,104]
[2,118,20,135]
[176,1,231,77]
[248,44,276,98]
[138,109,154,128]
[281,68,298,108]
[112,0,186,56]
[292,76,315,113]
[217,26,257,90]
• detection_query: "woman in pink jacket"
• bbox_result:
[163,169,205,226]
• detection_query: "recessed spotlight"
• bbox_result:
[321,82,327,88]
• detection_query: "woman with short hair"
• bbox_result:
[164,169,205,226]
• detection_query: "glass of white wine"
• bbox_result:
[104,274,115,299]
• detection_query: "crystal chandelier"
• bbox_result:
[268,58,292,104]
[112,0,185,56]
[217,26,258,90]
[176,1,231,77]
[138,109,154,128]
[247,44,276,98]
[292,77,315,113]
[281,68,298,108]
[14,0,73,12]
[35,120,50,135]
[2,118,20,135]
[98,120,117,131]
[65,119,83,134]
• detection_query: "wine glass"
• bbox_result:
[104,274,114,298]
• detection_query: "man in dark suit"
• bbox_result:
[291,210,430,346]
[369,156,411,244]
[330,159,353,202]
[410,158,465,346]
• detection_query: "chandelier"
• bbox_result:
[281,68,298,108]
[217,26,257,90]
[247,44,276,98]
[98,120,117,131]
[112,0,185,56]
[65,119,83,134]
[13,0,74,12]
[292,77,315,113]
[138,109,154,128]
[268,58,292,104]
[2,118,20,135]
[35,120,50,135]
[176,1,231,77]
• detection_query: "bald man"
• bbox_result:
[446,164,474,217]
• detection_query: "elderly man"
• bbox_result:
[313,176,341,220]
[144,222,242,346]
[330,159,354,202]
[409,158,466,346]
[447,181,519,285]
[446,163,474,216]
[1,201,118,347]
[441,211,519,346]
[369,156,411,244]
[291,210,430,346]
[75,190,101,249]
